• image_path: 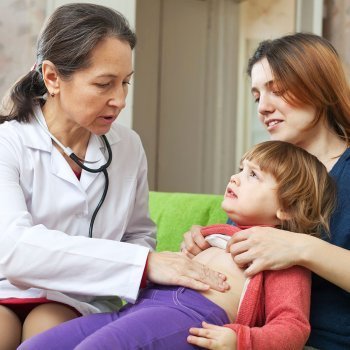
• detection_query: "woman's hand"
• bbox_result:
[227,226,350,292]
[226,226,302,276]
[147,251,229,292]
[180,225,210,258]
[187,322,237,350]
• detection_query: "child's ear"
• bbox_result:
[276,208,292,221]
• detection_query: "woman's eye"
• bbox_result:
[96,83,111,88]
[272,89,284,96]
[123,81,131,86]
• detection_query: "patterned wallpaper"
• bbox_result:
[0,0,46,100]
[1,0,350,104]
[243,0,295,39]
[324,0,350,73]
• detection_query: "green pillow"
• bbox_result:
[149,191,227,252]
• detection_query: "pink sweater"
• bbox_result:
[201,224,311,350]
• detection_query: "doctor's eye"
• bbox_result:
[96,83,111,89]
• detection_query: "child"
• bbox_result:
[19,140,336,350]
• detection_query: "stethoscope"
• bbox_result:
[33,106,112,238]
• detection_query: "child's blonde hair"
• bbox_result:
[242,141,337,236]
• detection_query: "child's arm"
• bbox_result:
[226,266,311,350]
[188,321,237,350]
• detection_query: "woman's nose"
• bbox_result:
[108,85,127,109]
[257,93,275,116]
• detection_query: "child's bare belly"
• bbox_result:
[192,247,246,322]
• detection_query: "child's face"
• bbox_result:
[221,158,282,226]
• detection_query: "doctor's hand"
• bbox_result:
[187,322,237,350]
[226,226,301,277]
[147,252,229,292]
[180,225,210,258]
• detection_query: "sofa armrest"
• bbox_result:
[149,191,227,252]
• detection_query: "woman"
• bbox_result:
[0,3,227,349]
[183,33,350,350]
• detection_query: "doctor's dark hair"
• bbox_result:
[242,141,337,236]
[247,32,350,145]
[0,3,136,123]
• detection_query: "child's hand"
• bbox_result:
[187,321,237,350]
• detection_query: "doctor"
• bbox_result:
[0,4,228,349]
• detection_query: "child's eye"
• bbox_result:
[252,94,260,103]
[250,170,258,178]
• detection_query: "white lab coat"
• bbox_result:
[0,106,156,315]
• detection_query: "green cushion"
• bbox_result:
[149,191,227,252]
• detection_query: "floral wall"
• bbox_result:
[1,0,350,107]
[0,0,47,100]
[324,0,350,74]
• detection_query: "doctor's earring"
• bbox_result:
[49,91,55,98]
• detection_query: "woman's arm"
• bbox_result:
[226,226,350,292]
[0,125,228,301]
[147,252,229,292]
[298,233,350,292]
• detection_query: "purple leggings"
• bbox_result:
[19,285,229,350]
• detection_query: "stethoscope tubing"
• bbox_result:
[34,107,112,238]
[69,135,112,237]
[89,168,109,238]
[69,135,112,173]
